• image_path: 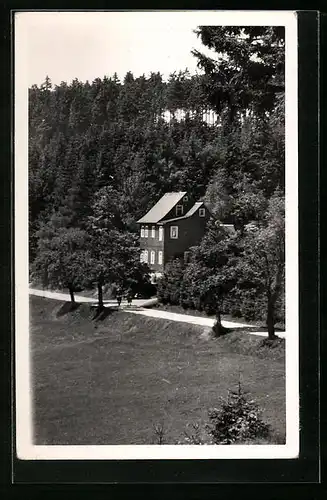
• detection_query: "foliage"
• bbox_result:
[31,212,91,301]
[158,224,240,332]
[232,192,285,337]
[206,381,271,444]
[157,205,285,333]
[203,105,284,229]
[29,30,285,330]
[177,381,271,445]
[179,422,210,445]
[193,26,285,124]
[29,72,223,254]
[84,189,151,307]
[157,259,185,305]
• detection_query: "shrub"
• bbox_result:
[176,382,271,445]
[206,382,271,444]
[153,422,166,444]
[177,422,211,445]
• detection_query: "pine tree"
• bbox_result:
[192,26,285,125]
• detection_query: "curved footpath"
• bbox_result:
[29,288,285,338]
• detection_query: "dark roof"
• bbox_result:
[136,192,187,224]
[162,202,204,224]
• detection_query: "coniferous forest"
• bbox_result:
[29,26,285,338]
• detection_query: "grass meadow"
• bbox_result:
[30,296,286,445]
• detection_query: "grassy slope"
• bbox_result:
[30,296,285,445]
[154,303,285,331]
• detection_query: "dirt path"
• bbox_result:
[29,288,285,338]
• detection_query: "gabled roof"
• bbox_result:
[137,192,187,224]
[162,202,204,224]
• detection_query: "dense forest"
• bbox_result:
[29,26,285,337]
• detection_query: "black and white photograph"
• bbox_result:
[15,10,299,460]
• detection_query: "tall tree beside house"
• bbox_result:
[109,231,152,297]
[233,191,285,338]
[84,186,150,308]
[183,223,239,336]
[157,223,239,336]
[83,186,124,308]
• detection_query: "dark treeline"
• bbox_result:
[29,26,285,337]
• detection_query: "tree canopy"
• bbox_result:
[192,26,285,124]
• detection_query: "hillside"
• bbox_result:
[30,296,285,445]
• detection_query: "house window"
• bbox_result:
[151,226,156,238]
[143,250,148,263]
[170,226,178,239]
[144,226,149,237]
[199,208,206,217]
[183,195,188,202]
[150,250,155,265]
[141,226,145,238]
[176,205,183,216]
[158,251,163,265]
[159,226,163,241]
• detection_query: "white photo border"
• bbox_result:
[15,9,299,461]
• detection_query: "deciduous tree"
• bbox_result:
[234,192,285,338]
[31,217,90,303]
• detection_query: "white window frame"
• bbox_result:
[159,226,163,241]
[199,208,206,217]
[143,250,149,263]
[170,225,179,239]
[141,226,145,238]
[176,204,183,216]
[144,225,149,237]
[150,250,155,265]
[151,226,156,238]
[158,251,163,265]
[183,195,188,202]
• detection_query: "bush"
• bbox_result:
[206,382,271,444]
[176,382,271,445]
[177,422,211,445]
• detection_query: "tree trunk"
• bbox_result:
[212,308,226,337]
[267,296,276,339]
[97,282,104,310]
[68,286,75,303]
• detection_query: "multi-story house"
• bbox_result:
[136,191,211,276]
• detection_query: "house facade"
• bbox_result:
[136,192,211,275]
